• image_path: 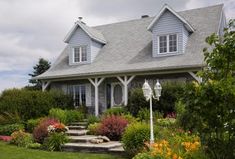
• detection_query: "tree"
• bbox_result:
[28,58,51,90]
[180,19,235,159]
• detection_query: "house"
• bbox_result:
[34,4,226,116]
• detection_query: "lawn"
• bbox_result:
[0,142,126,159]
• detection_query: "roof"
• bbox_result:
[64,20,107,44]
[147,4,195,32]
[36,4,223,80]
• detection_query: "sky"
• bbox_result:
[0,0,234,92]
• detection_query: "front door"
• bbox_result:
[111,83,124,107]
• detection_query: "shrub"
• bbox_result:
[26,118,43,133]
[121,114,138,124]
[0,136,12,142]
[98,115,128,141]
[156,118,176,127]
[87,115,100,125]
[49,108,67,124]
[127,82,185,116]
[137,107,149,121]
[0,123,24,136]
[10,130,33,147]
[33,118,59,143]
[0,111,21,125]
[28,143,42,149]
[103,106,126,116]
[87,123,101,135]
[66,110,84,123]
[43,133,68,151]
[122,122,150,157]
[0,89,73,120]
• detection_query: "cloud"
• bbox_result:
[0,0,234,92]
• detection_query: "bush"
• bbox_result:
[0,111,21,125]
[66,110,84,123]
[122,122,150,157]
[87,123,101,135]
[10,130,33,147]
[0,135,12,142]
[49,108,84,124]
[156,118,176,127]
[121,114,138,124]
[0,123,24,136]
[33,118,59,143]
[43,133,68,151]
[103,107,126,116]
[87,115,100,125]
[98,115,128,141]
[0,89,73,120]
[28,143,42,149]
[26,118,43,133]
[49,108,67,124]
[127,82,185,116]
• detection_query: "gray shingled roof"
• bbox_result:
[36,4,223,80]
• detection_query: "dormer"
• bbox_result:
[148,4,195,57]
[64,20,106,65]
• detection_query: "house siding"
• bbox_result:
[91,40,103,62]
[152,10,189,57]
[68,27,92,64]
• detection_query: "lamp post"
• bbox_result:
[142,79,162,144]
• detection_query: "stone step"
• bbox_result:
[68,135,98,143]
[108,146,125,155]
[62,141,123,153]
[66,130,88,136]
[68,125,86,130]
[69,122,88,126]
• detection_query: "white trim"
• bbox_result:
[111,82,124,107]
[188,72,202,83]
[42,81,51,91]
[147,4,195,32]
[158,33,178,54]
[64,21,106,44]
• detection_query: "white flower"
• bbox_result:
[47,125,55,133]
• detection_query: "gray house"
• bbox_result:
[35,4,226,116]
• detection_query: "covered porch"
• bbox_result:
[42,71,202,116]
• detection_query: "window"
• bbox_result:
[67,85,86,107]
[158,34,177,54]
[73,46,87,63]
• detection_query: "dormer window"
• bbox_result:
[73,46,87,63]
[158,34,178,54]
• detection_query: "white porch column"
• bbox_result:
[188,72,202,83]
[117,75,135,106]
[88,77,105,116]
[42,81,51,91]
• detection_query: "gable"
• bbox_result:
[69,27,91,45]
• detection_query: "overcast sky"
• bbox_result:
[0,0,234,92]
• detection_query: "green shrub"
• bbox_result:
[43,133,68,151]
[66,110,84,123]
[0,111,21,125]
[122,122,150,157]
[49,108,84,124]
[0,89,73,120]
[121,114,138,124]
[103,106,126,116]
[49,108,67,124]
[156,118,176,127]
[127,82,185,116]
[10,130,33,147]
[26,118,43,133]
[28,143,42,149]
[87,115,100,125]
[0,123,24,136]
[137,107,149,121]
[87,123,101,135]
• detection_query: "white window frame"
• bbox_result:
[73,46,87,63]
[158,34,178,54]
[68,84,86,107]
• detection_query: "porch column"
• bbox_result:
[188,72,202,83]
[88,77,105,116]
[117,75,135,106]
[42,81,51,91]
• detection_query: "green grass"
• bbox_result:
[0,142,126,159]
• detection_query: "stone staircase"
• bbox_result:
[62,121,125,155]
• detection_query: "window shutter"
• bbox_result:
[86,83,92,107]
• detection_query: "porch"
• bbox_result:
[42,71,202,116]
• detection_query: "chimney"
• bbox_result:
[77,17,86,25]
[141,15,149,18]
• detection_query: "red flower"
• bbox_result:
[0,135,12,142]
